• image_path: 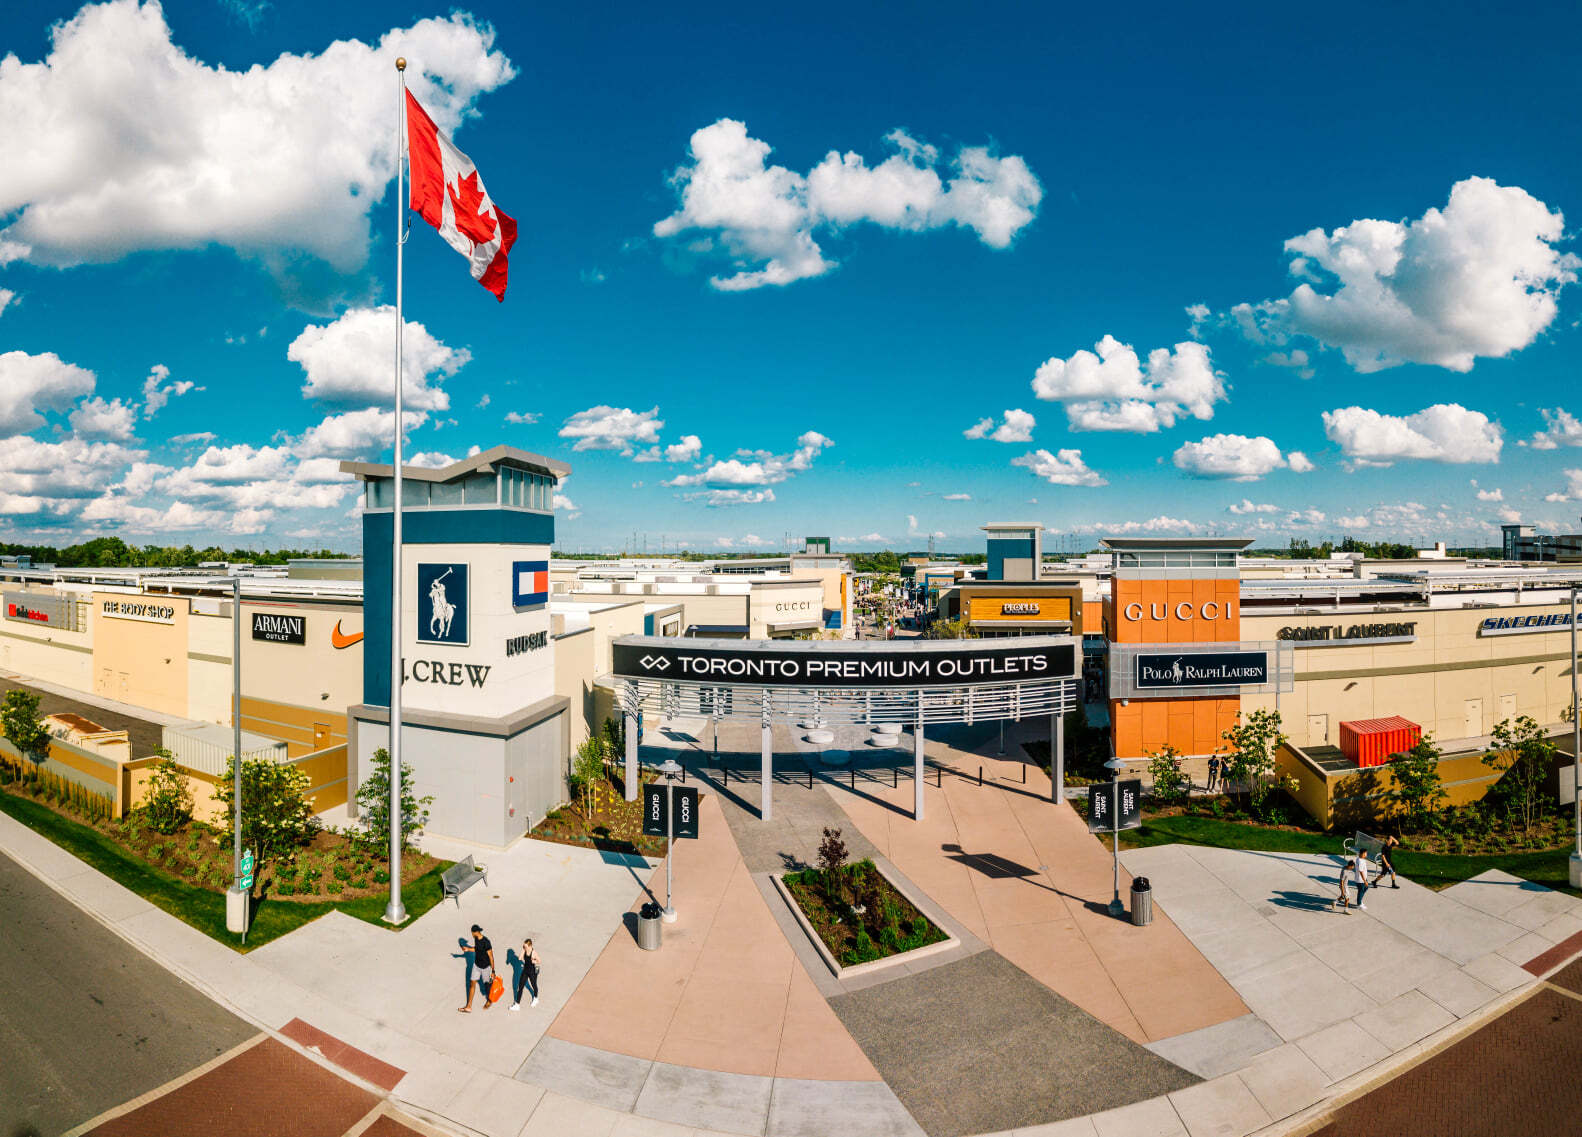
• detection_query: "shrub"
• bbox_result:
[1,690,51,763]
[1147,745,1190,807]
[213,755,319,865]
[149,842,165,861]
[332,862,351,881]
[324,878,343,895]
[1389,735,1448,833]
[351,877,368,889]
[354,748,433,852]
[277,882,296,897]
[373,868,391,884]
[140,751,194,835]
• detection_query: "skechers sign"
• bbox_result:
[1135,651,1268,689]
[251,612,306,645]
[417,562,469,646]
[1478,612,1579,637]
[611,636,1078,688]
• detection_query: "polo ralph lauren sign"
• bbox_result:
[417,562,469,646]
[1135,651,1268,689]
[612,638,1078,689]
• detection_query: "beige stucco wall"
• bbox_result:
[554,626,597,754]
[91,592,190,717]
[0,588,93,689]
[1243,602,1576,749]
[748,581,827,637]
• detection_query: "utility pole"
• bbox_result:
[1572,586,1581,887]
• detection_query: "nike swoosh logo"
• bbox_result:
[331,620,363,649]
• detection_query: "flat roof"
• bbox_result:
[1101,537,1255,551]
[341,443,570,483]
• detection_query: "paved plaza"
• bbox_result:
[4,713,1582,1137]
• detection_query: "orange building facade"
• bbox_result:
[1104,538,1256,760]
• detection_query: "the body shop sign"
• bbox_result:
[101,599,177,624]
[1135,651,1268,690]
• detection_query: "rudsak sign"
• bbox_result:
[1135,651,1268,690]
[612,638,1078,689]
[251,612,306,645]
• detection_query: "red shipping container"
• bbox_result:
[1338,716,1422,768]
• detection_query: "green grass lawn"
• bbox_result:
[0,791,451,951]
[1121,813,1581,896]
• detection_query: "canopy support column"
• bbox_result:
[1051,708,1065,804]
[624,681,638,802]
[761,693,773,821]
[914,689,925,821]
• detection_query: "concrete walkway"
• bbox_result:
[7,749,1582,1137]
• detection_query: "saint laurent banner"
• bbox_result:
[612,636,1078,689]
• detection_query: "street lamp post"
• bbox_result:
[225,577,248,935]
[1571,587,1581,888]
[1104,755,1125,917]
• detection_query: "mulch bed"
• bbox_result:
[783,859,947,966]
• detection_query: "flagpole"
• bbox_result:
[385,56,409,925]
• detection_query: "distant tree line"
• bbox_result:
[0,537,354,569]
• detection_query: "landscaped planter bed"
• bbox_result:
[776,858,953,976]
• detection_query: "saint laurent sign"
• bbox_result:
[1277,622,1416,642]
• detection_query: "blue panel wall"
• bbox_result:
[986,538,1035,581]
[362,507,556,707]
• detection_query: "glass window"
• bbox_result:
[429,480,463,506]
[367,480,391,509]
[462,471,496,504]
[531,475,544,510]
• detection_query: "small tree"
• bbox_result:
[355,747,433,853]
[1,689,51,767]
[1147,744,1189,807]
[214,755,319,868]
[571,736,607,818]
[141,750,193,834]
[601,715,626,756]
[1221,708,1291,821]
[926,618,977,640]
[1486,716,1555,836]
[1388,735,1447,833]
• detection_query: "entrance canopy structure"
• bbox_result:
[607,635,1081,821]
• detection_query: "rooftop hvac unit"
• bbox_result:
[1339,716,1421,768]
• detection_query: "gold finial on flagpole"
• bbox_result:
[395,57,406,71]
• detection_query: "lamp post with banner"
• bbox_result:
[643,759,700,924]
[1092,757,1142,918]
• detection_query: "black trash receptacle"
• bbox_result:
[1130,876,1153,926]
[637,900,664,951]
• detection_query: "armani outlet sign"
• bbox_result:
[612,638,1078,689]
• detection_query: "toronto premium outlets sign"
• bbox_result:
[1135,651,1269,689]
[612,639,1078,689]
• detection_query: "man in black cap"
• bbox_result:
[460,924,495,1012]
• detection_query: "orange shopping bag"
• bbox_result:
[488,975,505,1005]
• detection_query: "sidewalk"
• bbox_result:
[7,761,1582,1137]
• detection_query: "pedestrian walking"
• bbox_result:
[1206,755,1220,793]
[512,937,542,1010]
[1353,849,1374,910]
[1378,836,1401,889]
[459,924,497,1012]
[1334,856,1357,911]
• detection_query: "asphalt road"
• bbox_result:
[0,850,256,1137]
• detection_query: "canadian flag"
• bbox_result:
[405,90,518,301]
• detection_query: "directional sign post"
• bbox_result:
[239,848,256,891]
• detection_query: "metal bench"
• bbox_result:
[442,855,488,906]
[1344,831,1385,860]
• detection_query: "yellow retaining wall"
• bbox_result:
[1,735,123,816]
[1279,742,1516,831]
[123,743,348,821]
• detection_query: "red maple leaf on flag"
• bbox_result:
[447,170,498,247]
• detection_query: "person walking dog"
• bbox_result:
[512,937,542,1010]
[460,924,498,1012]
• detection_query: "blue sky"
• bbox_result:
[2,0,1580,554]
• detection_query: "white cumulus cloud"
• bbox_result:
[1476,487,1504,502]
[653,119,1042,291]
[1030,336,1225,433]
[1231,177,1578,373]
[0,350,96,433]
[1010,448,1106,487]
[504,410,541,425]
[69,396,138,442]
[664,435,702,463]
[140,364,196,418]
[964,408,1035,443]
[559,406,663,454]
[1530,408,1582,450]
[0,1,515,307]
[1228,499,1280,515]
[1172,434,1308,481]
[1322,403,1502,466]
[667,431,831,489]
[289,306,467,411]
